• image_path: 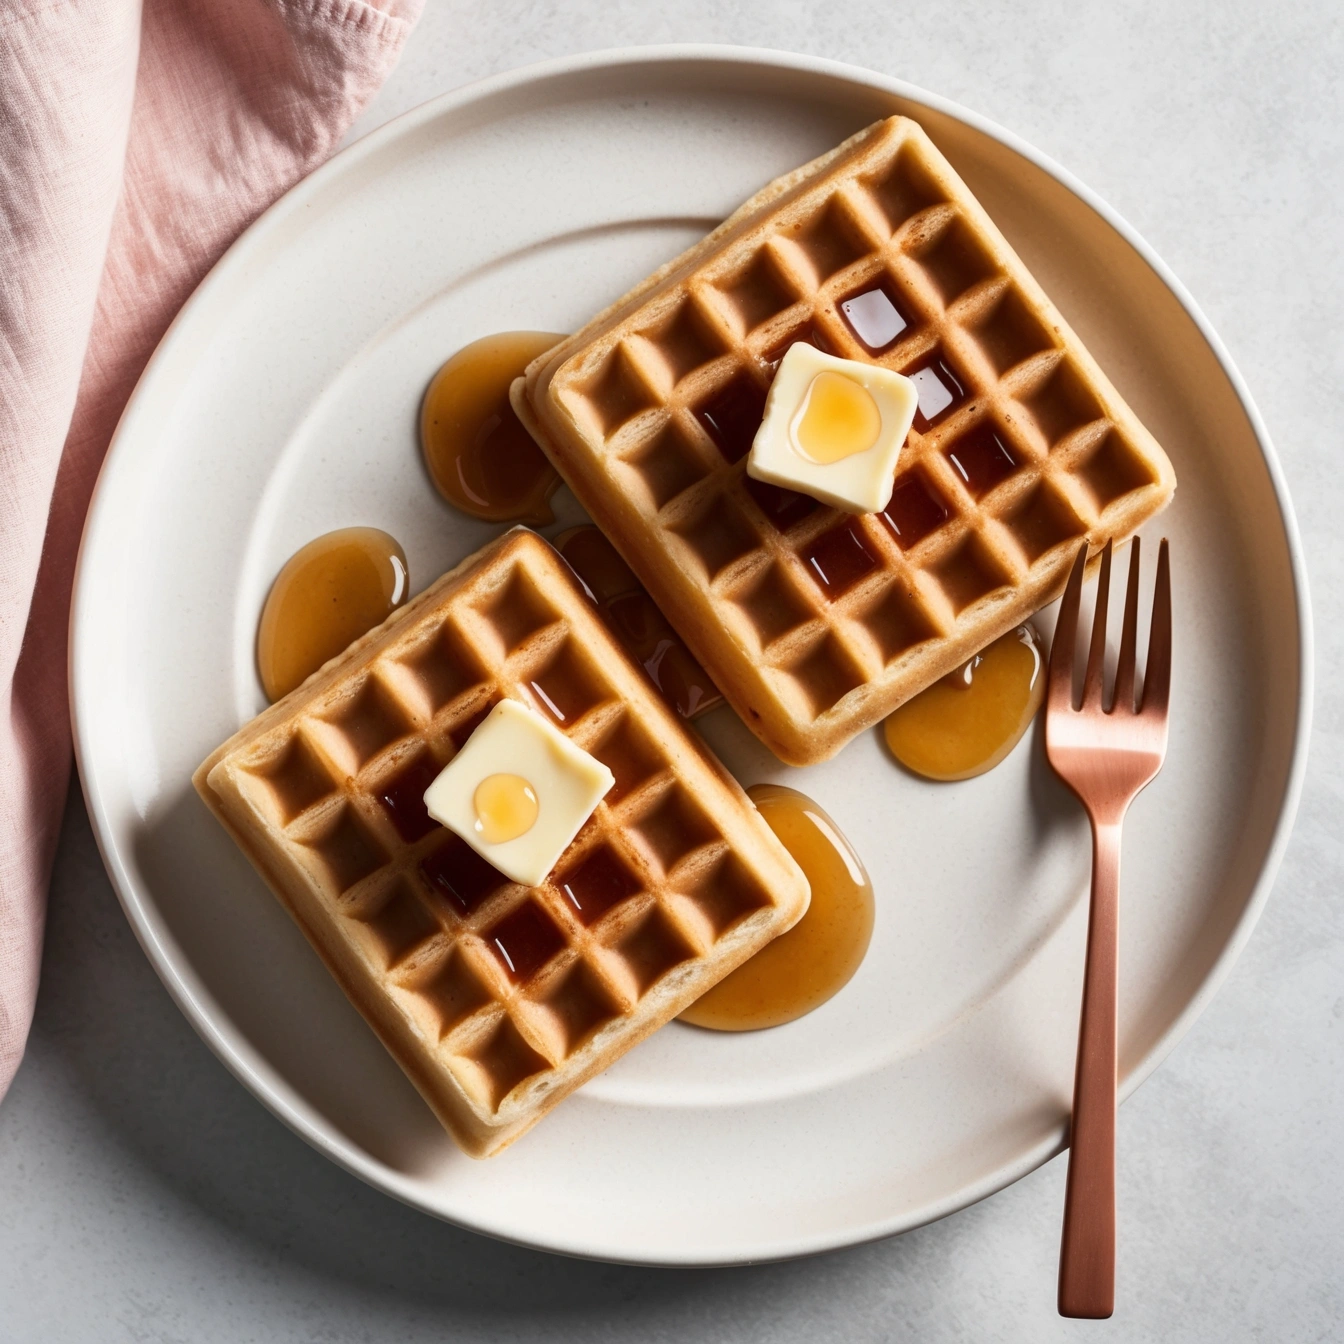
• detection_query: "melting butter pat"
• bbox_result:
[747,343,918,513]
[423,699,614,885]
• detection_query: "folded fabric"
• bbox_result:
[0,0,423,1104]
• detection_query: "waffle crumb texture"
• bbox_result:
[194,529,809,1157]
[516,115,1176,765]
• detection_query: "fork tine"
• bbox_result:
[1081,539,1112,708]
[1141,538,1172,718]
[1049,543,1088,712]
[1113,539,1141,714]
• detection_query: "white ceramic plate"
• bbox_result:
[71,47,1311,1265]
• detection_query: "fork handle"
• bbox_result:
[1058,814,1121,1319]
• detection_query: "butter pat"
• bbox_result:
[747,343,918,513]
[423,699,614,886]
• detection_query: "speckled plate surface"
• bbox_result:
[70,47,1310,1265]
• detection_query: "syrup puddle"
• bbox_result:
[420,330,566,524]
[257,527,407,702]
[884,624,1043,781]
[680,785,874,1031]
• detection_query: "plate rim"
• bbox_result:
[69,43,1314,1265]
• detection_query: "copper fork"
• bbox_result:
[1047,536,1172,1319]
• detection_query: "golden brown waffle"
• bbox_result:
[514,116,1176,765]
[194,529,809,1158]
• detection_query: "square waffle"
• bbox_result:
[514,116,1177,765]
[194,528,809,1158]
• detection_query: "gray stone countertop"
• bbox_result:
[2,3,1340,1340]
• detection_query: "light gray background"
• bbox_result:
[3,3,1340,1340]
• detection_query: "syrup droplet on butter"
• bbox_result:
[883,624,1043,781]
[421,331,567,525]
[257,527,408,702]
[473,773,539,844]
[791,371,882,464]
[679,785,874,1032]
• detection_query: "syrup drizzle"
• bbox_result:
[695,375,767,463]
[880,471,950,550]
[554,525,723,720]
[883,623,1044,781]
[903,350,967,431]
[485,900,566,983]
[838,280,914,353]
[944,423,1017,498]
[256,527,408,702]
[679,784,874,1032]
[801,520,880,598]
[420,331,566,525]
[376,752,442,843]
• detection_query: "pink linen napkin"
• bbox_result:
[0,0,422,1103]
